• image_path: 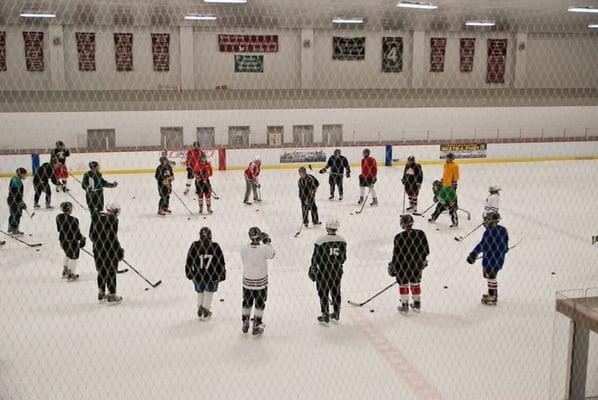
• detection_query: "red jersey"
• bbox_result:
[244,161,261,181]
[194,161,213,183]
[186,149,204,171]
[361,156,377,178]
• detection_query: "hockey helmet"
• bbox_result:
[159,155,168,163]
[16,167,28,177]
[193,141,201,149]
[106,201,121,216]
[485,212,501,226]
[298,166,307,174]
[56,140,65,147]
[432,180,442,191]
[249,226,262,240]
[199,226,212,242]
[400,214,414,229]
[255,155,261,162]
[326,219,340,231]
[334,149,341,156]
[60,201,73,213]
[89,161,99,170]
[407,155,415,163]
[446,153,455,160]
[363,148,371,157]
[488,184,502,193]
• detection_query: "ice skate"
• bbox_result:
[397,303,409,314]
[183,187,190,195]
[202,308,213,320]
[107,294,123,305]
[450,223,459,228]
[197,306,204,319]
[244,201,252,205]
[207,206,213,214]
[11,230,24,237]
[317,313,330,324]
[357,196,364,205]
[158,209,166,216]
[329,195,334,200]
[34,203,41,209]
[0,240,5,246]
[410,301,421,313]
[252,321,265,336]
[45,204,54,210]
[371,198,378,206]
[339,195,343,201]
[98,290,106,304]
[242,318,250,334]
[313,221,322,226]
[164,208,172,214]
[62,266,70,279]
[330,311,340,322]
[67,273,79,282]
[481,294,497,306]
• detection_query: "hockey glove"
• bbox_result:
[308,266,317,282]
[452,182,458,191]
[261,232,271,244]
[466,254,476,265]
[319,168,326,174]
[79,237,87,248]
[433,196,438,203]
[346,171,350,178]
[118,247,125,261]
[20,203,27,210]
[401,178,406,185]
[219,270,226,282]
[422,260,428,269]
[387,262,397,277]
[112,181,118,187]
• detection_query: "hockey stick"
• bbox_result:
[413,203,435,217]
[172,189,194,216]
[80,248,128,274]
[348,282,398,307]
[68,172,82,185]
[454,223,484,242]
[354,192,370,215]
[402,187,406,215]
[0,230,42,247]
[121,259,162,288]
[210,187,220,200]
[293,221,304,237]
[65,191,88,211]
[474,238,523,260]
[308,164,343,176]
[24,208,35,219]
[458,208,472,221]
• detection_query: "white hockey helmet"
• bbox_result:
[326,219,340,231]
[255,155,261,162]
[488,184,502,192]
[106,201,121,215]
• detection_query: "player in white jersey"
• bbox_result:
[483,185,501,220]
[240,226,275,335]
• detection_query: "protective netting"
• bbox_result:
[1,1,598,399]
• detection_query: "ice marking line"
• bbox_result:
[349,310,443,400]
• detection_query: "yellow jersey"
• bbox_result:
[443,161,459,187]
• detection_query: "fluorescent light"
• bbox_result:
[465,20,496,27]
[184,14,217,21]
[20,12,56,18]
[332,17,364,24]
[589,24,598,28]
[568,6,598,13]
[397,1,438,10]
[203,0,247,3]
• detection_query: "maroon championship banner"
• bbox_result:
[460,38,475,73]
[486,39,508,84]
[23,32,44,72]
[430,37,446,72]
[218,34,278,53]
[151,33,170,72]
[114,33,133,71]
[0,31,6,71]
[76,32,96,71]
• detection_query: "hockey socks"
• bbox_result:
[487,278,498,298]
[202,292,214,311]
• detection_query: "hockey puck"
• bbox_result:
[36,249,40,252]
[369,309,375,313]
[145,288,149,291]
[436,228,440,231]
[133,197,136,199]
[551,272,556,275]
[187,217,191,220]
[444,286,448,289]
[219,298,224,302]
[203,217,206,220]
[350,213,354,215]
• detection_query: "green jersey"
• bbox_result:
[434,186,457,206]
[82,170,114,195]
[311,234,347,271]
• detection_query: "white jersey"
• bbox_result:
[483,193,500,217]
[241,243,276,290]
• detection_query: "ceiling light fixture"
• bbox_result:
[567,6,598,13]
[465,20,496,27]
[332,17,364,24]
[588,24,598,28]
[184,14,218,21]
[203,0,247,3]
[20,12,56,18]
[397,1,438,10]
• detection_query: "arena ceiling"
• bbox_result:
[1,0,597,32]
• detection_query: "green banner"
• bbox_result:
[234,54,264,73]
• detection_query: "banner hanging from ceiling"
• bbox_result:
[151,33,170,72]
[430,37,446,72]
[382,37,403,72]
[0,31,6,71]
[114,33,133,72]
[333,37,365,60]
[486,39,508,83]
[76,32,96,71]
[219,35,278,52]
[459,38,475,73]
[23,32,44,72]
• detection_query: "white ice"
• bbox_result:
[1,160,597,400]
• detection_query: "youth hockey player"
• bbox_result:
[401,156,423,212]
[184,142,204,195]
[298,167,321,227]
[7,168,28,236]
[185,227,226,320]
[51,140,71,192]
[90,202,124,304]
[194,154,213,214]
[155,156,174,216]
[388,214,430,313]
[442,153,459,190]
[82,161,118,216]
[240,227,275,335]
[467,212,509,305]
[429,180,459,228]
[320,149,350,200]
[33,159,61,209]
[483,185,501,219]
[358,148,378,206]
[243,156,262,205]
[309,219,347,323]
[56,202,86,281]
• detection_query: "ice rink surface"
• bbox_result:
[1,160,597,400]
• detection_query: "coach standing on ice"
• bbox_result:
[82,161,118,217]
[442,153,459,191]
[298,167,321,227]
[320,149,350,201]
[402,155,423,213]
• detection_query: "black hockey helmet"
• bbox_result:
[199,226,212,242]
[159,155,168,163]
[334,149,341,156]
[432,180,442,191]
[485,212,501,225]
[298,166,307,174]
[249,226,262,240]
[407,155,415,163]
[446,153,455,160]
[60,201,73,213]
[16,167,27,177]
[89,161,99,170]
[56,140,64,147]
[193,141,201,149]
[400,214,414,229]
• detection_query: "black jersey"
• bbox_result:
[51,147,70,165]
[298,174,319,201]
[402,163,423,190]
[90,213,121,260]
[326,155,350,175]
[56,213,84,242]
[34,162,60,185]
[311,233,347,274]
[155,164,174,187]
[185,241,226,283]
[391,229,429,270]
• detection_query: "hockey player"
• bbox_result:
[483,185,501,220]
[7,168,28,236]
[155,156,174,216]
[388,214,430,313]
[51,140,71,192]
[401,156,423,212]
[194,154,213,214]
[429,180,458,228]
[81,161,118,216]
[33,159,61,209]
[298,167,321,227]
[243,156,262,205]
[240,227,275,335]
[90,202,124,304]
[185,227,226,319]
[358,148,378,206]
[56,202,86,281]
[466,212,509,305]
[320,149,350,201]
[184,142,204,195]
[442,153,459,190]
[309,219,347,323]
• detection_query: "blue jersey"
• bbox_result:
[470,225,509,270]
